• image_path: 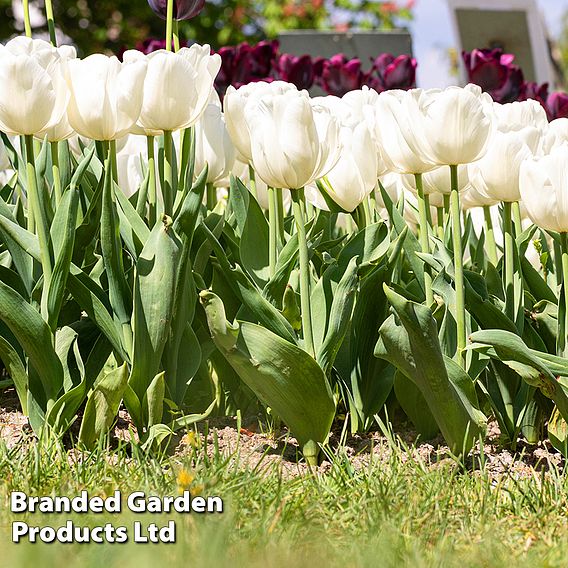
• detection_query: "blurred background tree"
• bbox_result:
[0,0,413,54]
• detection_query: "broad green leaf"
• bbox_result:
[45,187,79,330]
[230,176,270,287]
[202,223,297,344]
[100,159,132,340]
[201,291,335,463]
[78,363,128,449]
[394,371,439,439]
[317,256,359,375]
[375,286,486,454]
[114,180,150,254]
[129,216,181,401]
[468,329,568,422]
[0,280,63,400]
[67,267,127,362]
[143,371,165,429]
[0,335,28,414]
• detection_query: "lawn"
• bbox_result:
[1,423,568,568]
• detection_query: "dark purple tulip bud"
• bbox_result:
[462,48,512,92]
[521,81,549,101]
[492,65,524,103]
[320,54,364,97]
[462,48,526,103]
[312,56,326,84]
[147,0,205,21]
[369,53,416,91]
[247,40,279,79]
[519,81,550,118]
[546,91,568,120]
[214,45,239,98]
[277,54,315,90]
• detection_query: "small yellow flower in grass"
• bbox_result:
[177,469,195,492]
[191,484,204,497]
[181,431,200,448]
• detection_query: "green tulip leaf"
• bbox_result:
[79,363,129,449]
[375,285,486,455]
[201,290,335,463]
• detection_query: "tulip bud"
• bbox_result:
[462,48,524,104]
[468,100,545,202]
[147,0,205,21]
[245,89,341,190]
[410,84,494,166]
[124,44,221,135]
[224,81,298,163]
[546,92,568,121]
[520,143,568,233]
[0,37,70,136]
[368,53,417,92]
[277,54,315,90]
[66,52,147,141]
[373,89,437,174]
[194,93,236,185]
[319,54,364,97]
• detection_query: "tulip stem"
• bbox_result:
[424,194,433,228]
[25,135,52,302]
[560,233,568,357]
[512,200,523,238]
[109,139,118,184]
[173,20,180,52]
[165,0,174,51]
[44,0,57,45]
[275,188,285,246]
[163,130,174,215]
[206,183,216,211]
[147,136,157,226]
[248,165,257,199]
[361,196,372,227]
[436,207,444,240]
[22,0,32,37]
[292,188,314,357]
[415,173,433,306]
[268,187,278,277]
[483,205,498,266]
[503,201,515,322]
[450,165,465,368]
[50,142,62,208]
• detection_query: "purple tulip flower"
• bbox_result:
[546,91,568,120]
[368,53,417,92]
[277,54,315,90]
[462,48,524,103]
[319,54,364,97]
[147,0,205,21]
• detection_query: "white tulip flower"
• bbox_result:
[520,143,568,233]
[245,90,341,190]
[125,45,221,135]
[411,84,494,166]
[374,89,437,175]
[66,52,147,141]
[0,38,70,136]
[468,101,545,203]
[116,134,148,198]
[194,98,236,186]
[224,80,298,163]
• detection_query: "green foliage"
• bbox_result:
[0,0,413,53]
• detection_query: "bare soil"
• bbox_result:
[1,387,563,481]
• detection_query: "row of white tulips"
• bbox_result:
[1,35,566,232]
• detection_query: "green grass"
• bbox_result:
[1,431,568,567]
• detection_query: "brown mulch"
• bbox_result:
[0,387,563,481]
